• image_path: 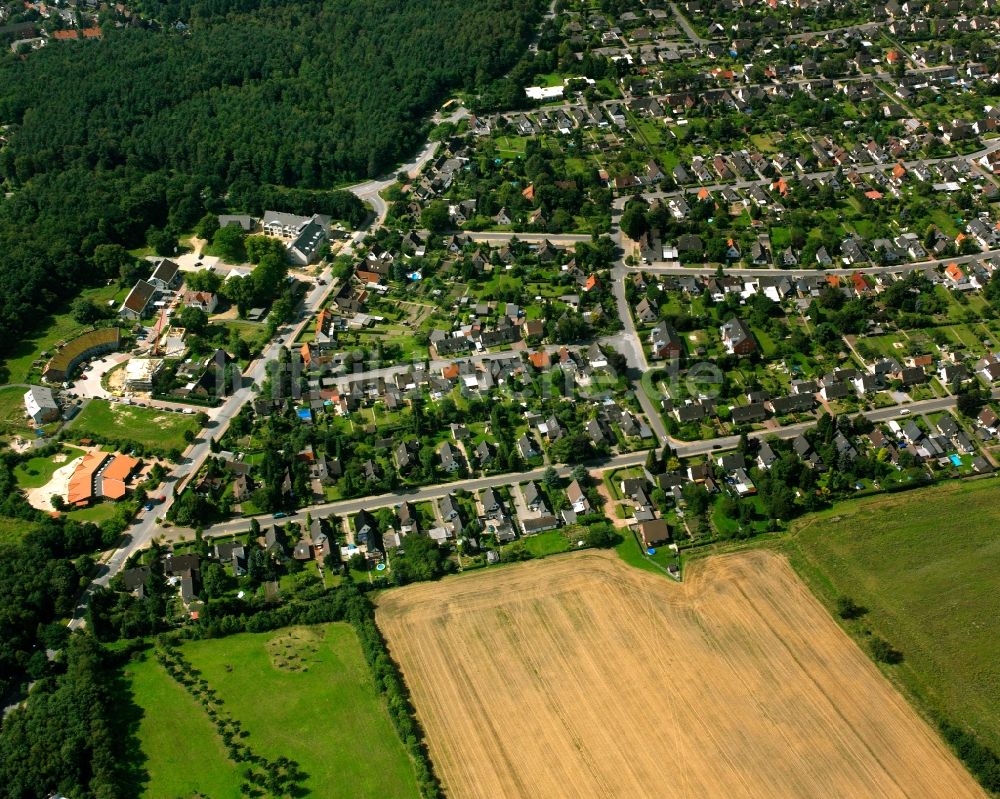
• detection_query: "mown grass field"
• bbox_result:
[786,478,1000,752]
[13,445,84,488]
[126,654,244,799]
[126,623,420,799]
[68,399,199,452]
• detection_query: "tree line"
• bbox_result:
[0,0,543,362]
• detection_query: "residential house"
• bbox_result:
[148,259,181,291]
[650,322,683,360]
[397,502,418,535]
[119,279,156,321]
[638,519,670,548]
[720,317,758,356]
[23,386,58,424]
[522,482,548,513]
[635,297,658,324]
[182,290,218,314]
[566,479,591,514]
[439,495,461,524]
[439,441,460,472]
[517,433,537,460]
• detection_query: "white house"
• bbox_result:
[24,386,58,424]
[182,291,218,314]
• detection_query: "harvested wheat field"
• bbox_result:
[376,549,985,799]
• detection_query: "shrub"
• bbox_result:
[835,595,865,620]
[869,635,902,664]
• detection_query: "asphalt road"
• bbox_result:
[174,303,971,545]
[610,139,1000,209]
[672,395,964,457]
[66,77,999,627]
[178,450,650,542]
[349,107,469,225]
[466,231,595,245]
[625,247,1000,278]
[669,1,707,45]
[67,106,477,627]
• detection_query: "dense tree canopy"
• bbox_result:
[0,0,543,361]
[0,0,542,184]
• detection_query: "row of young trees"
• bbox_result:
[161,578,444,797]
[155,643,308,797]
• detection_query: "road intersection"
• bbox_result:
[69,97,983,625]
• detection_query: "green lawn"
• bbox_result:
[0,283,124,384]
[68,399,200,452]
[66,502,120,524]
[127,623,420,799]
[0,385,31,437]
[751,326,778,358]
[786,478,1000,752]
[126,654,244,799]
[519,529,573,557]
[615,526,676,576]
[14,445,84,488]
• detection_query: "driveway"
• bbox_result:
[72,352,130,399]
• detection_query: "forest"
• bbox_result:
[0,0,543,361]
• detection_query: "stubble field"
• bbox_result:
[376,549,985,799]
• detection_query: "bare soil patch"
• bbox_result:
[377,550,985,799]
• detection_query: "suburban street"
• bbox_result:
[68,85,1000,627]
[68,126,465,627]
[467,231,594,245]
[180,451,649,541]
[624,246,1000,277]
[610,139,1000,208]
[180,392,970,541]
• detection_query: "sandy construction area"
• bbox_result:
[377,550,985,799]
[26,455,84,512]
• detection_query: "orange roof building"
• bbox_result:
[945,262,965,282]
[355,270,382,285]
[67,451,105,506]
[315,309,329,338]
[102,454,139,483]
[851,272,873,294]
[67,452,141,506]
[529,350,551,369]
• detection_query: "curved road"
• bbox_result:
[67,114,469,628]
[67,86,1000,625]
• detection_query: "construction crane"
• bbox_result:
[150,307,167,357]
